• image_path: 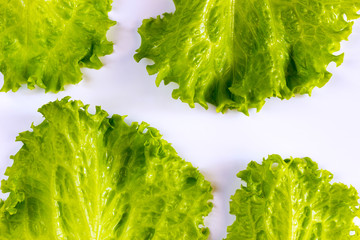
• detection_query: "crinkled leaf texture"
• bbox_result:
[0,0,115,92]
[135,0,360,114]
[226,155,360,240]
[0,97,213,239]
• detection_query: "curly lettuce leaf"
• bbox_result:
[0,97,213,239]
[226,154,360,240]
[135,0,360,114]
[0,0,115,92]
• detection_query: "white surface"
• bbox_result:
[1,1,360,239]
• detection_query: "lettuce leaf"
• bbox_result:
[0,0,115,92]
[0,97,213,239]
[226,155,360,239]
[135,1,360,114]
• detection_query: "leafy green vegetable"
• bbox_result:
[0,0,115,92]
[0,97,213,239]
[135,1,360,114]
[226,154,360,239]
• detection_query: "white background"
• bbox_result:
[1,1,360,239]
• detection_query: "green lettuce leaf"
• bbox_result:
[0,0,115,92]
[135,1,360,114]
[226,155,360,239]
[0,97,213,239]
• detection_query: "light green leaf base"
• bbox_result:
[0,97,213,239]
